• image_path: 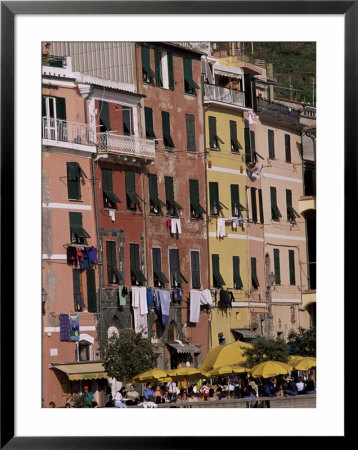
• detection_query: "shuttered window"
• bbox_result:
[230,120,241,153]
[270,186,282,220]
[268,130,275,159]
[212,254,225,288]
[69,212,90,244]
[152,248,169,286]
[99,100,111,131]
[251,187,258,223]
[73,269,86,311]
[67,162,81,200]
[285,134,291,163]
[258,189,264,224]
[102,169,121,208]
[169,248,187,287]
[244,127,252,163]
[130,243,146,284]
[144,107,156,139]
[125,170,140,210]
[168,52,174,90]
[161,111,175,148]
[106,241,122,284]
[289,250,296,285]
[183,57,200,94]
[154,48,163,87]
[191,251,201,289]
[286,189,300,222]
[122,107,132,136]
[230,184,246,217]
[42,96,67,141]
[186,114,196,152]
[141,45,155,83]
[189,179,206,219]
[86,268,97,312]
[274,249,281,285]
[233,256,243,289]
[208,116,224,149]
[251,258,260,289]
[149,174,165,214]
[165,176,182,216]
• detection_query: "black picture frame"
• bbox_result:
[1,1,351,447]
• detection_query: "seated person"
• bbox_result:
[283,376,298,396]
[125,384,140,405]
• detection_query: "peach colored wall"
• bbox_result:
[42,85,86,124]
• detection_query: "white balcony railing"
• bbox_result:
[98,132,156,160]
[204,84,245,107]
[42,117,96,146]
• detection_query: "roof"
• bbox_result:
[231,329,257,339]
[166,341,201,354]
[51,361,107,380]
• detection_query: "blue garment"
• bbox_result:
[114,401,127,408]
[284,389,298,396]
[264,382,277,398]
[159,290,171,326]
[173,288,182,303]
[154,289,161,311]
[147,287,154,307]
[143,388,154,401]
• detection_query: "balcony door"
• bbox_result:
[42,95,67,141]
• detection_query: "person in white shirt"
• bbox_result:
[296,376,305,394]
[114,387,128,408]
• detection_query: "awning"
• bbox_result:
[231,329,257,339]
[166,342,201,354]
[51,362,107,381]
[214,64,244,78]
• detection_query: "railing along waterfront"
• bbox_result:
[98,132,156,159]
[256,98,300,124]
[204,83,245,107]
[42,117,96,146]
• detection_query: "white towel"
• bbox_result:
[200,289,213,306]
[189,290,202,323]
[132,287,148,315]
[133,307,148,337]
[109,210,115,222]
[248,111,256,125]
[217,218,226,237]
[171,218,182,234]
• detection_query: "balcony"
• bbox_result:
[256,98,300,126]
[42,117,96,150]
[98,132,156,161]
[204,83,245,108]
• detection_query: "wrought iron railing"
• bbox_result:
[204,83,245,107]
[42,117,95,146]
[256,98,300,124]
[98,132,156,159]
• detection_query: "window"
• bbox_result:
[78,342,93,362]
[67,162,82,200]
[141,46,156,84]
[186,114,196,152]
[169,248,187,288]
[209,182,228,216]
[244,128,256,164]
[212,254,225,288]
[154,49,174,89]
[106,241,122,284]
[122,107,132,136]
[268,130,275,159]
[230,184,246,217]
[73,269,86,311]
[102,169,121,209]
[286,189,300,222]
[270,187,282,220]
[148,174,165,215]
[152,248,169,286]
[130,243,146,285]
[274,249,281,285]
[99,100,111,132]
[69,212,90,244]
[233,256,243,289]
[42,95,67,140]
[285,134,291,163]
[165,176,183,216]
[189,179,206,219]
[191,251,201,289]
[183,57,200,95]
[125,170,140,211]
[251,187,258,223]
[208,116,224,150]
[289,250,296,285]
[161,111,175,148]
[144,107,156,139]
[230,121,242,153]
[86,268,97,312]
[258,189,264,224]
[251,258,260,289]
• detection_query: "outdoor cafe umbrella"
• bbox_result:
[199,340,253,373]
[206,364,251,377]
[166,367,205,381]
[132,368,171,383]
[290,356,316,371]
[250,360,293,378]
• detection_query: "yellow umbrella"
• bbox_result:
[167,367,205,381]
[251,360,293,378]
[290,356,316,371]
[206,365,251,376]
[199,340,253,373]
[132,368,170,383]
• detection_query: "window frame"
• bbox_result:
[190,250,201,290]
[212,253,225,288]
[189,179,206,219]
[169,248,188,288]
[183,57,200,95]
[152,247,169,287]
[106,240,122,285]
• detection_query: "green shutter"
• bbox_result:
[106,241,118,284]
[67,162,81,200]
[209,116,217,148]
[189,179,199,207]
[69,211,82,227]
[268,130,275,159]
[231,184,239,216]
[122,107,132,135]
[258,189,264,224]
[183,57,200,91]
[144,107,156,139]
[149,174,158,202]
[191,251,201,289]
[285,134,291,163]
[102,169,113,191]
[141,46,155,81]
[212,254,225,287]
[209,182,219,213]
[154,49,162,87]
[250,130,256,154]
[289,250,296,285]
[244,127,251,163]
[286,189,293,208]
[186,114,196,152]
[125,170,139,208]
[86,269,97,312]
[270,186,281,219]
[56,97,66,121]
[161,111,174,147]
[168,52,174,90]
[165,176,174,205]
[130,243,140,269]
[42,96,46,116]
[233,256,243,289]
[251,258,260,289]
[230,120,241,152]
[251,188,257,223]
[274,249,281,285]
[99,100,111,131]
